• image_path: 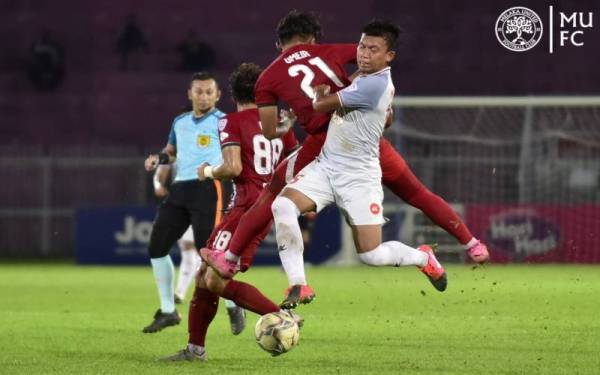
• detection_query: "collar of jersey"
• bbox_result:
[280,43,311,56]
[359,66,391,78]
[191,108,219,123]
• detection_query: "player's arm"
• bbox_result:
[144,143,176,171]
[385,107,394,129]
[312,84,342,113]
[197,145,242,181]
[145,116,178,171]
[259,106,295,140]
[153,165,171,198]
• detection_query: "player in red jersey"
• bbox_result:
[204,11,489,307]
[161,63,302,362]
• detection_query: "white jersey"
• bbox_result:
[319,67,394,175]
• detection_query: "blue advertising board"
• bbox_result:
[76,206,342,265]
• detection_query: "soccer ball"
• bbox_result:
[254,312,300,356]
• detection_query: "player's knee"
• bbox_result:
[148,243,170,259]
[204,270,225,294]
[271,196,299,220]
[196,263,208,287]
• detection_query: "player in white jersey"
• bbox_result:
[271,20,447,291]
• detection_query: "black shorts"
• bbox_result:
[148,179,229,258]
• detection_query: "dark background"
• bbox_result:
[1,0,599,149]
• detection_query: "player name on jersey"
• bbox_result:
[284,50,311,64]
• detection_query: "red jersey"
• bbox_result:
[255,43,357,135]
[218,108,298,208]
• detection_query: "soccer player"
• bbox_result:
[272,20,447,292]
[162,63,300,361]
[203,11,489,307]
[142,72,243,333]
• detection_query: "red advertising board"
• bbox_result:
[466,205,600,263]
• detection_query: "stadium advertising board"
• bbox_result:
[76,206,341,265]
[467,205,600,263]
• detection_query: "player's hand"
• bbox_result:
[197,162,210,181]
[278,109,296,134]
[145,154,159,171]
[313,84,331,98]
[154,185,168,198]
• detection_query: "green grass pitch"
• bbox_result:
[1,263,599,374]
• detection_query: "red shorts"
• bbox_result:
[206,205,271,271]
[268,132,408,194]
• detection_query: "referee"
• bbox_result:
[142,72,227,333]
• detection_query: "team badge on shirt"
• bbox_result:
[370,203,381,215]
[197,134,211,147]
[218,119,228,131]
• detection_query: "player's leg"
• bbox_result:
[190,180,246,335]
[273,160,333,308]
[175,226,201,303]
[338,175,448,291]
[379,139,489,263]
[227,132,326,263]
[144,199,189,333]
[204,267,281,316]
[161,263,212,362]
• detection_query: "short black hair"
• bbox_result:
[276,10,322,45]
[190,72,218,88]
[229,62,262,104]
[362,19,401,50]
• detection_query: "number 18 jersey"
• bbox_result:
[218,108,298,208]
[254,43,357,135]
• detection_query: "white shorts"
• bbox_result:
[180,225,194,242]
[286,160,384,226]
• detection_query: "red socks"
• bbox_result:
[222,280,280,315]
[188,286,219,346]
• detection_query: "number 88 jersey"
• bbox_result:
[218,108,298,208]
[255,43,357,135]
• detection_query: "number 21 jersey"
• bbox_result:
[254,43,357,135]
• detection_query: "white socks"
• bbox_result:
[175,246,201,299]
[272,196,307,285]
[464,237,478,249]
[358,241,428,267]
[150,255,176,313]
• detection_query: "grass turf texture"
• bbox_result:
[1,264,599,374]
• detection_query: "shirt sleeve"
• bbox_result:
[282,129,300,156]
[337,74,387,110]
[254,71,278,107]
[219,115,241,147]
[167,120,177,147]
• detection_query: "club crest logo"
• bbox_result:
[495,7,543,52]
[197,134,211,147]
[218,118,227,131]
[369,203,381,215]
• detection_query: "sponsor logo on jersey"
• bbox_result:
[218,118,228,131]
[197,134,211,147]
[220,131,229,142]
[369,203,381,215]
